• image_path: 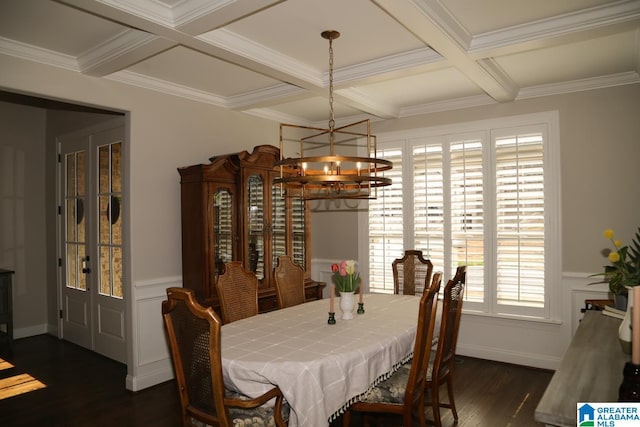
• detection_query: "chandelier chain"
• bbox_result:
[328,37,335,134]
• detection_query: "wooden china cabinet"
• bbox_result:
[178,145,323,313]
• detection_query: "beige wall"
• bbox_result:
[0,101,47,334]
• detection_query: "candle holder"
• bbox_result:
[328,312,336,325]
[619,362,640,401]
[357,302,365,314]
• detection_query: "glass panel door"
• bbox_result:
[65,150,88,293]
[98,142,123,299]
[59,119,126,363]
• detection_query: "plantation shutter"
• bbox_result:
[495,133,545,308]
[368,146,403,293]
[413,143,445,274]
[450,139,485,303]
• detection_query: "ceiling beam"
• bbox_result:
[372,0,519,102]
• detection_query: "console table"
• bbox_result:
[535,310,629,426]
[0,269,14,355]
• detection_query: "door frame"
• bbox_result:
[56,116,128,363]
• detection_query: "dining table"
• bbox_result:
[220,292,423,427]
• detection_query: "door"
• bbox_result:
[59,119,126,363]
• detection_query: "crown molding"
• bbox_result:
[244,108,316,127]
[97,0,175,26]
[77,29,170,76]
[333,47,444,86]
[198,29,323,85]
[471,0,640,52]
[106,70,227,106]
[0,37,78,71]
[395,71,640,119]
[402,0,473,49]
[517,71,640,99]
[399,94,497,118]
[226,83,308,109]
[335,87,400,119]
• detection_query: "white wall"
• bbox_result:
[1,49,639,390]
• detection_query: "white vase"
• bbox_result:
[339,291,356,320]
[619,286,634,354]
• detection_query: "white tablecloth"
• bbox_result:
[221,293,421,427]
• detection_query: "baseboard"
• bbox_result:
[457,342,561,371]
[13,324,48,339]
[125,358,175,392]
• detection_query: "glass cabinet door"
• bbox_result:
[247,174,265,280]
[212,188,233,277]
[271,183,287,268]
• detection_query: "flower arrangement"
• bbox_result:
[331,260,361,293]
[595,228,640,295]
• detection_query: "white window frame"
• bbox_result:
[358,111,561,322]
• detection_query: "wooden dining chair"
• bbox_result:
[452,264,467,289]
[161,287,288,427]
[392,250,434,296]
[342,272,443,427]
[426,275,466,427]
[274,255,306,309]
[215,261,259,324]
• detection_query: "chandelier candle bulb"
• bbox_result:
[634,287,640,365]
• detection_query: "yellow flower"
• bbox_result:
[608,252,621,263]
[603,229,614,239]
[614,239,622,248]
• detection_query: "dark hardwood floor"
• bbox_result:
[0,335,552,426]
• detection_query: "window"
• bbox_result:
[363,112,560,320]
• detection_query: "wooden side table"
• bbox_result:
[0,269,14,355]
[535,311,628,426]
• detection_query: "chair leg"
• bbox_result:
[430,384,442,427]
[446,375,458,421]
[417,394,427,427]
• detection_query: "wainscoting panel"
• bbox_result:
[126,276,181,392]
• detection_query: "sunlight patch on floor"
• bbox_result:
[0,373,47,400]
[0,359,14,370]
[0,357,47,400]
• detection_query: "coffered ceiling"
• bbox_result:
[1,0,639,125]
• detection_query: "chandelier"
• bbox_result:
[274,30,392,200]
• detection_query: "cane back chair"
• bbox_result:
[427,271,466,427]
[392,250,434,296]
[215,261,259,324]
[342,272,443,427]
[274,255,306,309]
[162,287,288,427]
